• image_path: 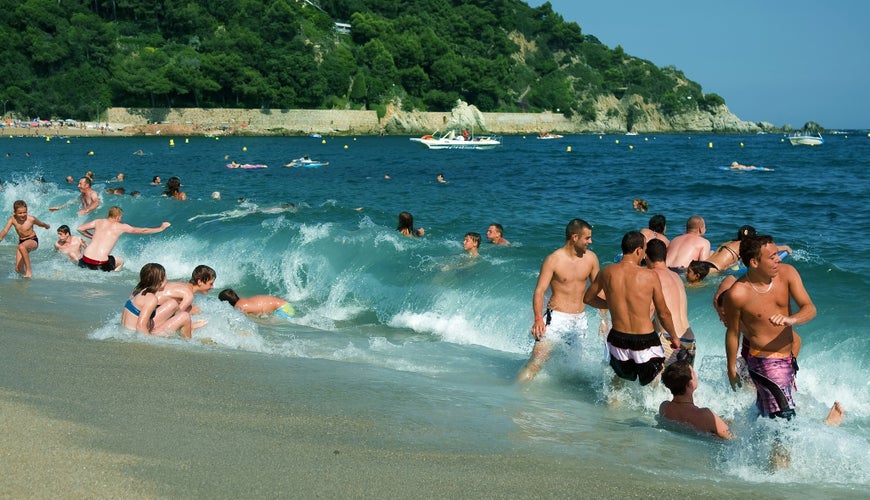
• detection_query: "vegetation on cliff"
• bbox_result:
[1,0,726,125]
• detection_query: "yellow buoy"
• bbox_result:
[740,142,744,147]
[321,139,326,144]
[88,151,94,156]
[615,139,620,144]
[169,139,175,147]
[45,136,50,142]
[629,145,634,150]
[708,142,713,148]
[344,144,348,149]
[242,146,247,152]
[599,135,603,139]
[567,146,572,152]
[185,138,189,144]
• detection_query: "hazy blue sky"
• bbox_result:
[531,0,869,129]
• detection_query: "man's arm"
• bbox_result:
[125,222,171,235]
[49,199,75,211]
[530,257,555,339]
[583,271,608,310]
[77,220,96,239]
[770,265,816,327]
[723,292,743,391]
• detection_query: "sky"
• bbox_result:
[531,0,870,129]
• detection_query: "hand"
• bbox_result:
[728,368,742,392]
[161,222,171,229]
[531,319,545,340]
[768,314,794,326]
[669,336,681,350]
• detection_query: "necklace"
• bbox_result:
[749,279,773,294]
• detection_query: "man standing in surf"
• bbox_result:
[517,219,600,383]
[584,231,680,386]
[723,235,815,419]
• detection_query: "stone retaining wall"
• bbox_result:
[106,107,578,135]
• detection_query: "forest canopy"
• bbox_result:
[0,0,723,121]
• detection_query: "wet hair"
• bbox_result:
[565,218,592,241]
[57,224,70,235]
[164,176,183,197]
[687,260,715,282]
[107,206,123,218]
[648,214,666,233]
[465,232,481,248]
[645,238,667,263]
[12,199,26,211]
[662,360,693,396]
[737,225,756,241]
[218,288,240,306]
[621,230,645,254]
[189,265,216,286]
[133,263,166,296]
[489,223,504,235]
[739,234,775,267]
[80,176,92,187]
[397,211,419,235]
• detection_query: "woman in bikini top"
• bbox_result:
[121,263,167,333]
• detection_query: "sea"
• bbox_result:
[1,130,868,495]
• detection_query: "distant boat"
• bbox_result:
[536,131,563,140]
[309,133,323,139]
[625,131,639,136]
[788,132,824,146]
[284,156,328,168]
[409,130,501,150]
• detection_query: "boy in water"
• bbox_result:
[218,288,295,319]
[0,200,50,278]
[54,224,88,262]
[659,361,733,439]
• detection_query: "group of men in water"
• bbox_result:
[517,215,842,456]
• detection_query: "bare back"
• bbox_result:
[236,295,288,315]
[652,267,689,335]
[706,240,740,270]
[81,219,130,260]
[598,262,663,334]
[666,233,711,268]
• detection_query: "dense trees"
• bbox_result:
[0,0,720,121]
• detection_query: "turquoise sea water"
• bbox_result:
[1,131,868,494]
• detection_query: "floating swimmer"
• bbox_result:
[218,288,295,319]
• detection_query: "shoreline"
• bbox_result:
[0,280,767,498]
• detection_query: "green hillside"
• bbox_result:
[0,0,724,122]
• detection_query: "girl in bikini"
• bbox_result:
[122,263,202,339]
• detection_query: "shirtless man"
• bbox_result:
[54,224,87,262]
[517,219,599,382]
[49,177,100,216]
[640,214,669,246]
[645,239,695,365]
[218,288,295,319]
[486,223,510,246]
[723,235,815,421]
[584,231,679,386]
[665,216,710,270]
[156,265,216,318]
[76,206,170,271]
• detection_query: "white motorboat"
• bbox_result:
[788,132,824,146]
[410,130,501,150]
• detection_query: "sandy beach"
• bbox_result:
[0,284,765,499]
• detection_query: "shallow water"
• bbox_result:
[1,131,868,493]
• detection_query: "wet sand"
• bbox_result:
[0,287,757,498]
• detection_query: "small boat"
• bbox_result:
[536,131,563,140]
[226,162,268,169]
[788,132,824,146]
[284,157,328,168]
[409,130,501,150]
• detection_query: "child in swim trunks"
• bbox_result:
[218,288,295,319]
[0,199,50,278]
